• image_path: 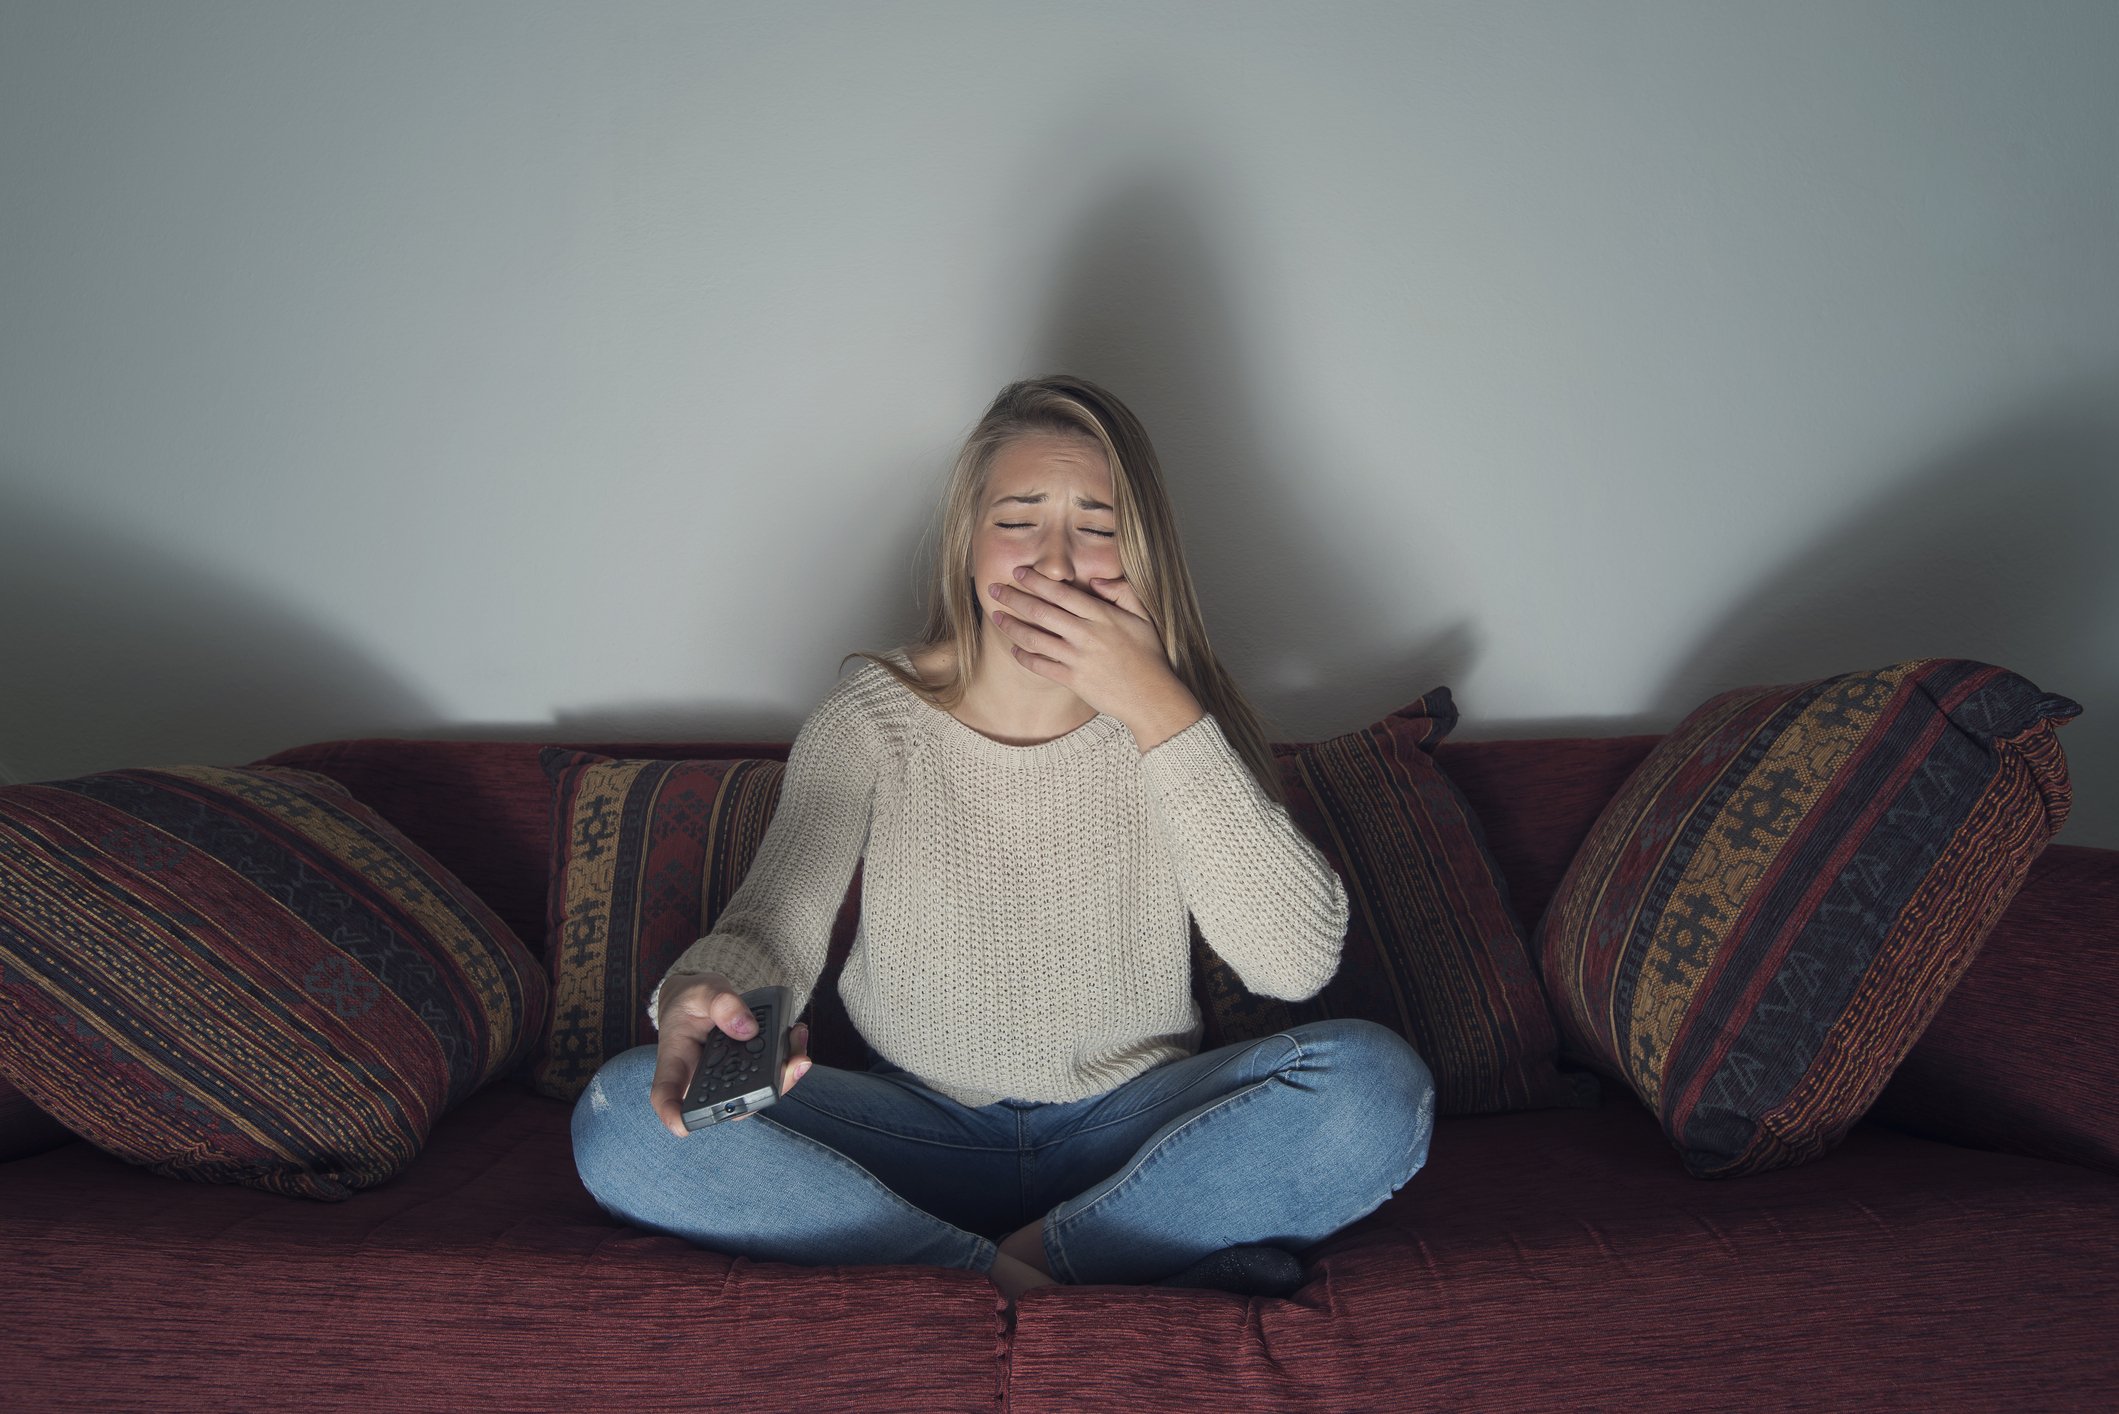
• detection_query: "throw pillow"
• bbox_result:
[1196,687,1599,1115]
[1535,659,2079,1179]
[0,764,549,1200]
[534,748,792,1101]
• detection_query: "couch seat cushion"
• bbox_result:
[0,1079,1006,1411]
[1004,1085,2119,1409]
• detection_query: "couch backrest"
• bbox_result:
[251,732,2119,1176]
[253,733,1662,957]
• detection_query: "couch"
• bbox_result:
[3,725,2115,1412]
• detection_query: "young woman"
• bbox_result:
[571,375,1436,1306]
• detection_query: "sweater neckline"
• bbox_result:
[880,646,1128,764]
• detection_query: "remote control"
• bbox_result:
[679,985,793,1132]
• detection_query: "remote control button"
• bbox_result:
[746,1037,764,1053]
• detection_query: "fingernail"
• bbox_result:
[795,1061,812,1078]
[1012,566,1027,579]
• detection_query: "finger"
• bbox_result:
[991,579,1067,632]
[1090,575,1145,615]
[781,1023,814,1093]
[696,988,757,1041]
[1008,569,1112,620]
[992,607,1070,658]
[649,1040,701,1138]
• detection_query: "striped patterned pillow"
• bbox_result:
[1536,660,2080,1178]
[533,748,788,1101]
[0,764,549,1200]
[1197,688,1600,1115]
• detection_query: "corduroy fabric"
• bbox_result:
[1194,687,1598,1115]
[0,765,549,1199]
[1535,660,2080,1178]
[532,748,789,1101]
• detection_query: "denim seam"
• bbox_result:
[1039,1042,1261,1145]
[1044,1031,1307,1283]
[756,1114,999,1271]
[782,1090,1017,1155]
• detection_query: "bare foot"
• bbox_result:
[989,1251,1058,1303]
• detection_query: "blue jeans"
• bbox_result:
[570,1017,1436,1285]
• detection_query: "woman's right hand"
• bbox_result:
[650,971,813,1139]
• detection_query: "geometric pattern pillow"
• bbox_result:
[0,764,549,1200]
[1195,687,1601,1116]
[531,748,786,1102]
[1535,660,2080,1178]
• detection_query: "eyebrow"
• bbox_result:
[991,492,1115,513]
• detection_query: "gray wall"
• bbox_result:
[3,1,2114,846]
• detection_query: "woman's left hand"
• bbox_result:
[987,567,1198,729]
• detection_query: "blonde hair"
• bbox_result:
[844,374,1289,808]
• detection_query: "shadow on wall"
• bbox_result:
[1002,149,2114,847]
[1449,380,2117,849]
[1652,379,2118,849]
[0,479,435,784]
[1009,159,1485,741]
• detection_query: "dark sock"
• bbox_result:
[1152,1244,1306,1296]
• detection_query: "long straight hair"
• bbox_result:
[845,375,1289,808]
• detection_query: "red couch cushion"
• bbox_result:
[0,1076,1007,1409]
[1870,843,2119,1175]
[8,1072,2110,1408]
[1005,1084,2119,1409]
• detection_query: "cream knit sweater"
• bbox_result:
[648,647,1350,1107]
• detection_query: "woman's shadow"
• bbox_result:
[1009,157,2114,847]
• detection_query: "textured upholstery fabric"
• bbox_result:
[1871,843,2119,1175]
[533,748,788,1101]
[1002,1082,2119,1411]
[252,732,2105,1175]
[0,1077,1009,1411]
[0,730,2101,1408]
[1536,660,2080,1178]
[1195,688,1596,1115]
[0,765,548,1199]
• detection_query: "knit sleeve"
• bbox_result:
[1136,711,1349,1000]
[647,667,884,1031]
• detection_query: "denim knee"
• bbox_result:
[571,1043,661,1208]
[1287,1018,1436,1186]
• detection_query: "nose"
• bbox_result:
[1031,529,1075,584]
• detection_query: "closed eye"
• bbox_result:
[998,523,1116,537]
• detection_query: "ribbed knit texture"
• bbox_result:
[648,648,1351,1107]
